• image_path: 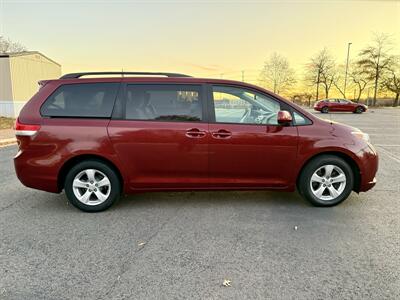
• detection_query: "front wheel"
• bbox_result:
[321,106,329,113]
[355,106,364,114]
[64,160,121,212]
[298,155,354,206]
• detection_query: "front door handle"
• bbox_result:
[186,128,206,138]
[212,129,232,139]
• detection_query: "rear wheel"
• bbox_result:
[355,106,364,114]
[64,160,121,212]
[298,155,354,206]
[321,106,329,113]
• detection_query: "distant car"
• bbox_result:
[314,99,367,113]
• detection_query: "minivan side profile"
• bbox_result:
[14,72,378,212]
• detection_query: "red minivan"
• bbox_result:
[14,72,378,212]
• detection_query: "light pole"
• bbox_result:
[343,42,352,99]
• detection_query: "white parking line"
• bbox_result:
[376,146,400,164]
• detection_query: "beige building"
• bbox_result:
[0,51,61,117]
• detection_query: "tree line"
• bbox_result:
[259,33,399,107]
[1,33,398,106]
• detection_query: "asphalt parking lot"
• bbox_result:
[0,108,399,299]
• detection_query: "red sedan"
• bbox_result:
[314,99,368,113]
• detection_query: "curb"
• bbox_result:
[0,138,17,147]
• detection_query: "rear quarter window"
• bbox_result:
[41,83,120,118]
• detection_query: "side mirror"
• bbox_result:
[277,110,293,125]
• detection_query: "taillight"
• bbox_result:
[14,118,41,137]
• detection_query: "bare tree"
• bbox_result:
[381,57,400,107]
[357,33,393,105]
[260,52,296,95]
[350,65,370,102]
[305,48,336,100]
[333,73,346,98]
[0,36,27,54]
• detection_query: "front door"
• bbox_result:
[108,83,209,190]
[338,99,351,111]
[208,85,298,188]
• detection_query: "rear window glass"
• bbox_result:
[41,83,120,118]
[125,84,203,122]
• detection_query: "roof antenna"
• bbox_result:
[121,68,124,77]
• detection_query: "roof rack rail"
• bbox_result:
[60,72,192,79]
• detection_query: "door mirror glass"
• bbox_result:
[277,110,292,124]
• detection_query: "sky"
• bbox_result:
[0,0,399,85]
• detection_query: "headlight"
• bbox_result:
[351,131,370,143]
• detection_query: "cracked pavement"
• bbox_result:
[0,109,399,299]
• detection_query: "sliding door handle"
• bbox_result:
[186,128,206,138]
[212,129,232,139]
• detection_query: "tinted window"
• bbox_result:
[125,84,203,122]
[212,85,281,125]
[41,83,119,118]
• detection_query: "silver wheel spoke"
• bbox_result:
[331,173,346,184]
[311,173,324,183]
[314,185,326,198]
[85,169,96,182]
[79,190,92,203]
[97,177,110,187]
[94,190,107,202]
[73,178,87,189]
[327,186,340,198]
[324,165,334,177]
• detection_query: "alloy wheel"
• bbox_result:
[310,164,346,201]
[72,169,111,206]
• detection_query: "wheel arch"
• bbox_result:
[296,151,361,192]
[57,154,124,192]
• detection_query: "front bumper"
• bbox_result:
[362,177,377,192]
[357,144,379,192]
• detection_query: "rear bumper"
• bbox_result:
[14,150,60,193]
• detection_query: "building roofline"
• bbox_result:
[0,51,61,67]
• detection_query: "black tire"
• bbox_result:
[321,106,329,113]
[64,160,121,212]
[298,155,354,207]
[355,106,364,114]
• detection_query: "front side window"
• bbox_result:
[293,111,311,126]
[212,85,281,125]
[41,83,120,118]
[125,84,203,122]
[339,99,350,104]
